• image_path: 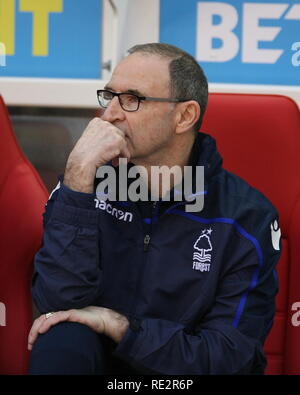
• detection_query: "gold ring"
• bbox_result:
[45,312,54,319]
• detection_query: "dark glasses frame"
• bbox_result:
[97,89,190,112]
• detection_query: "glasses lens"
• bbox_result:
[98,90,114,108]
[119,93,139,111]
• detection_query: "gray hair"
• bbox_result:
[127,43,208,131]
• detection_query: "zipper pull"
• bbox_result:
[144,234,151,251]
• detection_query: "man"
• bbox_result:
[28,43,280,375]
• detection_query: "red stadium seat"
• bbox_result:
[0,95,48,374]
[201,93,300,375]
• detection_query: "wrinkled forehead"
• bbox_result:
[109,53,171,96]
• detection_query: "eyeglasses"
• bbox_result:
[97,89,189,112]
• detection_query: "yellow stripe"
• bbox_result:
[0,0,15,55]
[19,0,63,56]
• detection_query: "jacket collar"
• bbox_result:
[172,132,223,200]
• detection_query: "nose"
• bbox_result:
[101,96,126,123]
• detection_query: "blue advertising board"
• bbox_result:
[160,0,300,85]
[0,0,102,79]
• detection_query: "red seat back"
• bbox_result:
[0,95,48,374]
[201,93,300,375]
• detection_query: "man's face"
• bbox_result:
[101,53,177,165]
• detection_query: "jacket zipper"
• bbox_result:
[143,201,158,252]
[144,234,151,251]
[129,201,159,318]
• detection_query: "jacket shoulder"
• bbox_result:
[204,169,280,242]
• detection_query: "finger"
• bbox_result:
[37,310,72,335]
[120,143,131,160]
[112,139,131,167]
[28,314,49,350]
[28,311,72,351]
[94,119,126,139]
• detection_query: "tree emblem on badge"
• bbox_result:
[193,229,213,272]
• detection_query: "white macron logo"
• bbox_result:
[94,199,133,223]
[270,219,281,251]
[193,228,213,272]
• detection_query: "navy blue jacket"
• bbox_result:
[32,133,280,374]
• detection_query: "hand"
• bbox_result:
[28,306,129,351]
[64,118,131,192]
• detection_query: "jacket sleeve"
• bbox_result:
[114,210,280,375]
[32,181,102,313]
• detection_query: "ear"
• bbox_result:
[175,101,200,134]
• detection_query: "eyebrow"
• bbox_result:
[104,86,145,97]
